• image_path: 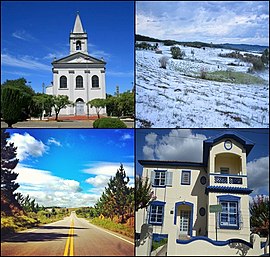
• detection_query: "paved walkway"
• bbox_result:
[1,118,134,128]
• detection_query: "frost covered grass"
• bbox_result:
[136,43,269,128]
[201,70,267,85]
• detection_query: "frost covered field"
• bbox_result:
[136,43,269,128]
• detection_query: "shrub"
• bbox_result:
[163,40,178,46]
[251,58,265,71]
[170,46,184,59]
[135,42,152,50]
[261,48,269,64]
[159,56,169,69]
[93,118,127,128]
[200,67,207,79]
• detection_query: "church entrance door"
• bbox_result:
[76,100,85,115]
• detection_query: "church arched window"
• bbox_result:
[76,75,83,88]
[92,75,99,88]
[76,40,81,50]
[60,76,67,88]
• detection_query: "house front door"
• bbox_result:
[179,210,190,235]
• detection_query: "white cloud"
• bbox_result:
[85,175,111,188]
[47,137,62,147]
[14,163,98,207]
[12,30,36,41]
[43,50,67,60]
[8,133,48,161]
[143,129,207,162]
[1,53,51,71]
[84,162,134,202]
[82,161,134,178]
[143,145,155,159]
[145,132,157,145]
[136,1,269,45]
[247,156,269,195]
[121,133,133,140]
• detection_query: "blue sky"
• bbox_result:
[136,129,269,198]
[136,1,269,45]
[1,1,134,94]
[6,128,134,208]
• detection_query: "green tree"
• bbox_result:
[250,195,269,237]
[105,164,131,223]
[117,91,134,117]
[14,192,24,206]
[1,130,20,212]
[1,78,35,120]
[1,87,31,127]
[1,78,35,96]
[52,95,72,121]
[135,176,156,211]
[261,48,269,64]
[106,94,121,117]
[87,98,107,119]
[31,94,54,119]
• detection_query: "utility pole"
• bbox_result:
[116,85,119,97]
[42,83,45,120]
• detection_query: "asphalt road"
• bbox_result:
[1,212,134,256]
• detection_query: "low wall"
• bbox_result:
[167,234,266,256]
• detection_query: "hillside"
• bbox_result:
[136,42,269,128]
[136,34,269,52]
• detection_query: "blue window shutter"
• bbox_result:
[166,172,173,186]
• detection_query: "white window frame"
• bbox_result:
[181,170,191,185]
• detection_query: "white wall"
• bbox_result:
[46,67,106,116]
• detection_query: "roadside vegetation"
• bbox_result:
[1,129,70,237]
[75,164,134,239]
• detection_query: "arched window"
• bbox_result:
[76,76,83,88]
[60,76,67,88]
[92,75,99,88]
[76,40,81,50]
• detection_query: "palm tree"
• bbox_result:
[250,194,269,237]
[135,176,156,212]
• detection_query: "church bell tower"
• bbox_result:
[69,13,88,54]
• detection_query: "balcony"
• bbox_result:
[214,176,242,184]
[209,173,247,187]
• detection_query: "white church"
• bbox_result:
[46,13,106,116]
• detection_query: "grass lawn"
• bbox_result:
[89,217,134,239]
[152,238,168,251]
[202,70,267,84]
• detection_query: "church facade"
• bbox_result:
[46,13,106,116]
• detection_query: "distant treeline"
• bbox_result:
[136,34,268,52]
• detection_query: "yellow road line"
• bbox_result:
[70,219,74,256]
[63,219,74,256]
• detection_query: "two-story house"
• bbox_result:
[136,132,254,248]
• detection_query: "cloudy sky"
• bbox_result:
[136,1,269,45]
[136,129,269,197]
[1,1,134,94]
[6,129,134,208]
